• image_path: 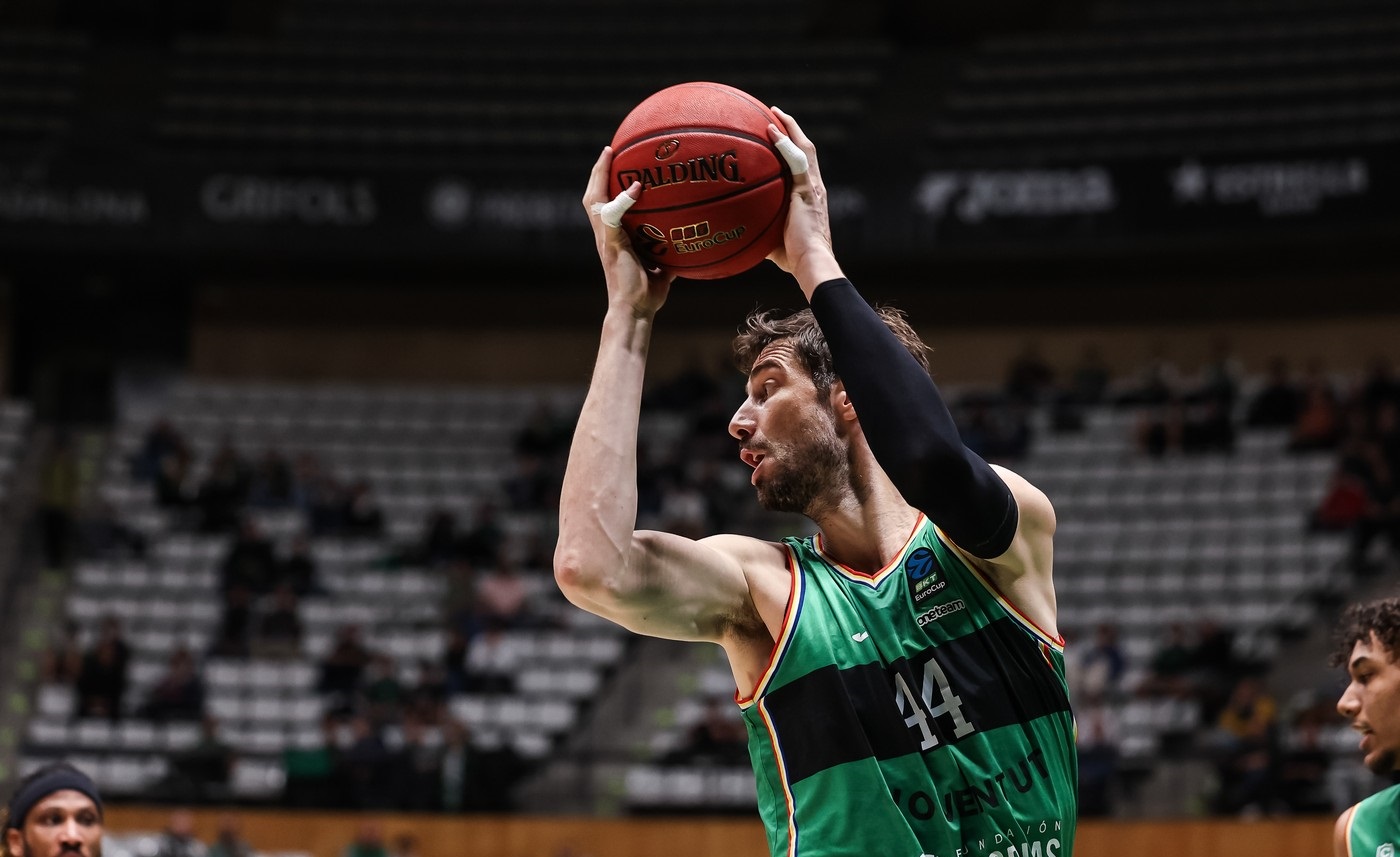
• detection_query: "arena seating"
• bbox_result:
[20,379,628,802]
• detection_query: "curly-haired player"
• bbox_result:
[1332,597,1400,857]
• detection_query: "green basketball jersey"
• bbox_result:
[739,515,1077,857]
[1346,783,1400,857]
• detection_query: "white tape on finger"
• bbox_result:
[590,190,636,228]
[774,136,809,175]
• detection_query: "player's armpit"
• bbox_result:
[555,529,767,645]
[980,465,1056,579]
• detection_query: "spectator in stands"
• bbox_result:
[138,646,205,722]
[439,719,480,812]
[205,815,252,857]
[459,504,506,568]
[209,584,253,659]
[1356,355,1400,418]
[165,716,233,804]
[1186,337,1244,413]
[38,432,79,569]
[504,452,554,512]
[1050,344,1110,432]
[341,821,388,857]
[1343,437,1400,575]
[248,449,294,509]
[1136,622,1196,698]
[1275,696,1335,815]
[341,480,385,538]
[406,660,449,723]
[515,399,574,460]
[318,625,372,712]
[1288,366,1344,452]
[77,499,147,560]
[252,583,304,659]
[151,809,206,857]
[283,714,343,808]
[133,417,185,482]
[39,620,84,685]
[663,696,748,766]
[442,627,471,696]
[411,508,460,567]
[1115,342,1181,407]
[1246,357,1303,428]
[220,518,277,595]
[1003,341,1055,406]
[390,717,444,811]
[1074,622,1128,702]
[360,655,404,727]
[1308,463,1373,536]
[1190,618,1242,719]
[76,616,129,720]
[1075,690,1120,818]
[341,715,392,810]
[475,561,532,630]
[274,534,322,597]
[154,441,193,510]
[197,439,251,533]
[1208,676,1279,816]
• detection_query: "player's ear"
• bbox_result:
[831,382,857,422]
[6,826,24,857]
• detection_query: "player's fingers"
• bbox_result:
[769,106,813,150]
[582,146,614,211]
[769,126,809,177]
[590,181,640,229]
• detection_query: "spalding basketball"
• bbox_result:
[609,82,791,280]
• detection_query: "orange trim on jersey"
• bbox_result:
[757,697,799,857]
[933,525,1066,652]
[736,544,804,710]
[813,513,927,586]
[1342,805,1357,857]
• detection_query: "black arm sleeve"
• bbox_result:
[809,278,1018,558]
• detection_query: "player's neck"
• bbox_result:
[811,472,920,575]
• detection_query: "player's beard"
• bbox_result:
[1366,744,1397,775]
[753,412,848,516]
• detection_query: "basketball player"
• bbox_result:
[559,108,1076,857]
[2,762,103,857]
[1333,597,1400,857]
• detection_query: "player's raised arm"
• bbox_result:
[765,108,1054,576]
[553,147,760,644]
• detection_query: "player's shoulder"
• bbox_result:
[1333,803,1355,857]
[699,532,791,570]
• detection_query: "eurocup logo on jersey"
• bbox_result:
[907,548,947,604]
[1378,844,1394,857]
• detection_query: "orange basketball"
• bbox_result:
[609,82,791,280]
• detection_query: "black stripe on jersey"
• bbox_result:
[763,617,1071,785]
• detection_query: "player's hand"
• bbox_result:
[766,108,843,296]
[583,146,674,317]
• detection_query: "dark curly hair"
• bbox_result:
[1330,596,1400,668]
[732,305,931,397]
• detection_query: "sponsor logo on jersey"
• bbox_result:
[907,547,949,604]
[916,599,965,627]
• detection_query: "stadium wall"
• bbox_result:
[103,806,1333,857]
[189,283,1400,386]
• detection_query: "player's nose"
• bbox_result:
[1337,683,1361,719]
[729,400,755,441]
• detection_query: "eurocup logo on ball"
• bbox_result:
[607,81,792,280]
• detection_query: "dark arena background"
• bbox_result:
[1,0,1398,855]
